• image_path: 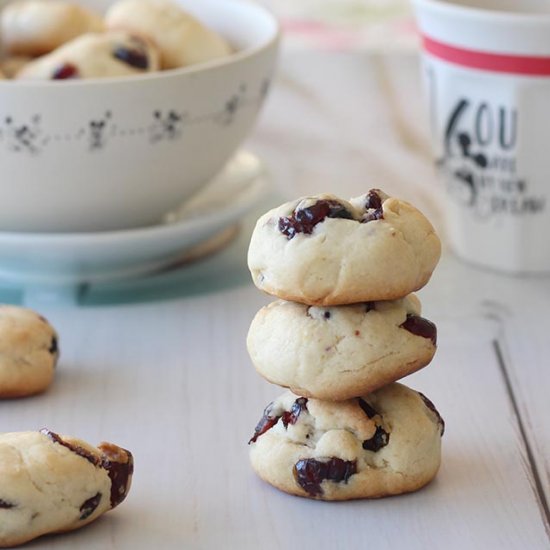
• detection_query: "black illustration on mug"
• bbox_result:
[217,83,247,126]
[0,77,270,154]
[149,110,185,143]
[88,111,113,151]
[438,97,522,218]
[4,115,44,155]
[452,131,488,207]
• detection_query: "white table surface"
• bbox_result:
[1,50,549,550]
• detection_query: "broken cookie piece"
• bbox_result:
[0,430,133,547]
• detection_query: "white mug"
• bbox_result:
[413,0,550,274]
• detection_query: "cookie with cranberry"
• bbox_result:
[1,0,103,56]
[17,31,160,80]
[247,295,436,401]
[105,0,231,70]
[0,56,31,78]
[249,383,443,500]
[247,190,441,305]
[0,430,133,547]
[0,305,59,398]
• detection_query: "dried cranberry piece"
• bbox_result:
[418,392,445,436]
[52,62,79,80]
[49,336,58,355]
[294,458,357,496]
[361,189,384,223]
[113,44,149,69]
[357,398,378,419]
[365,189,383,210]
[249,398,308,443]
[278,199,354,239]
[324,457,356,483]
[98,443,134,508]
[0,499,15,509]
[282,397,308,427]
[362,426,390,452]
[400,314,437,346]
[357,399,390,452]
[79,493,101,520]
[249,403,280,444]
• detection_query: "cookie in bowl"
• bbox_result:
[248,189,441,305]
[105,0,231,69]
[0,55,31,78]
[0,429,133,548]
[0,305,59,398]
[1,0,103,57]
[249,384,444,500]
[17,31,160,79]
[247,295,437,401]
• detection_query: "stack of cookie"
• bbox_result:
[246,189,445,500]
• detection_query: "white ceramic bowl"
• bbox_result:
[0,0,279,232]
[0,150,267,289]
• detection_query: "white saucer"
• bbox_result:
[0,151,268,288]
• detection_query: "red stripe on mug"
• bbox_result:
[422,35,550,76]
